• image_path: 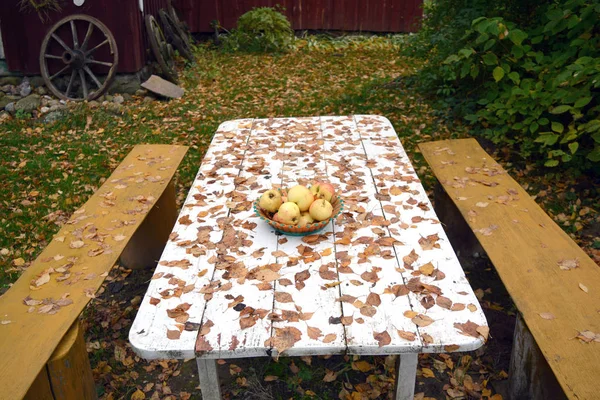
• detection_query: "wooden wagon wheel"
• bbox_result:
[40,15,118,101]
[167,0,193,44]
[159,9,194,61]
[145,14,179,84]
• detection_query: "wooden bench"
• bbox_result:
[0,144,188,400]
[418,138,600,400]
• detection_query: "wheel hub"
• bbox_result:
[62,50,86,69]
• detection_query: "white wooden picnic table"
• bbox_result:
[129,115,488,399]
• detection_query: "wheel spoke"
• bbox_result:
[86,39,108,56]
[65,69,76,97]
[83,66,102,89]
[51,33,73,53]
[44,54,63,60]
[49,65,70,81]
[79,69,88,98]
[81,22,94,51]
[70,20,79,49]
[87,59,113,67]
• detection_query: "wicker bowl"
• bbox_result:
[254,196,344,236]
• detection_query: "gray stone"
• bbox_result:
[36,86,47,96]
[96,95,105,102]
[135,89,148,97]
[41,109,67,124]
[141,75,184,99]
[105,102,124,115]
[122,93,133,101]
[108,73,143,94]
[48,99,60,108]
[28,76,45,88]
[0,91,4,99]
[0,111,10,122]
[40,106,50,114]
[5,102,16,115]
[104,94,114,102]
[88,101,100,108]
[0,77,21,86]
[113,95,124,104]
[15,94,41,113]
[0,85,13,94]
[19,78,32,97]
[0,97,11,110]
[143,96,154,103]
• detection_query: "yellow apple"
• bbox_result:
[310,182,336,202]
[287,185,314,211]
[278,202,301,225]
[258,189,283,213]
[298,212,315,228]
[309,199,333,221]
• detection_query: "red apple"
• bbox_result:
[272,213,282,223]
[310,182,336,202]
[259,189,283,213]
[287,185,314,212]
[309,199,333,221]
[278,202,301,225]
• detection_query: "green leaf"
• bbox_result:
[588,147,600,162]
[568,142,578,154]
[508,71,520,84]
[493,66,505,82]
[482,53,498,66]
[483,39,496,51]
[544,159,559,167]
[593,132,600,143]
[551,122,564,133]
[470,64,480,79]
[574,97,592,108]
[550,105,571,114]
[508,29,527,46]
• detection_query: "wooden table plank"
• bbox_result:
[321,116,422,355]
[270,117,347,357]
[419,138,600,399]
[356,117,486,352]
[130,121,252,359]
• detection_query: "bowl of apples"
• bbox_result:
[254,182,344,236]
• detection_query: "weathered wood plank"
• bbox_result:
[0,144,188,400]
[130,120,252,359]
[418,138,600,400]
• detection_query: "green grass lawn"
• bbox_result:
[1,35,597,399]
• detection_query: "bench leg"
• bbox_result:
[508,314,566,400]
[197,358,221,400]
[120,179,178,269]
[24,320,97,400]
[394,353,418,400]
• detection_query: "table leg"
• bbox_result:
[395,353,418,400]
[197,358,221,400]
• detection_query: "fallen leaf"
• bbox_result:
[323,369,338,382]
[475,202,489,208]
[412,314,435,327]
[352,360,373,372]
[307,326,322,340]
[373,330,391,347]
[322,333,337,343]
[366,292,381,306]
[558,259,579,270]
[264,375,279,382]
[419,262,435,276]
[1,320,11,325]
[69,240,85,249]
[539,312,556,320]
[579,283,589,293]
[131,389,146,400]
[421,367,435,378]
[397,330,416,341]
[167,329,181,340]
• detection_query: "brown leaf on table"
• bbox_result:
[274,292,294,303]
[404,310,418,318]
[579,283,589,293]
[451,303,466,311]
[420,295,435,309]
[421,333,434,344]
[419,262,435,276]
[178,215,192,225]
[454,320,483,338]
[87,247,104,257]
[196,336,213,353]
[23,296,43,306]
[271,250,288,258]
[397,330,416,341]
[149,297,161,306]
[240,316,257,329]
[403,249,419,268]
[167,329,181,340]
[412,314,435,327]
[444,344,460,352]
[361,268,380,283]
[360,305,377,317]
[307,326,323,340]
[475,202,489,208]
[476,224,499,236]
[436,296,453,310]
[322,333,337,343]
[558,258,579,270]
[387,284,409,298]
[374,330,391,347]
[419,234,440,251]
[32,271,51,288]
[167,303,191,318]
[539,312,556,320]
[467,303,477,312]
[270,327,302,356]
[366,292,381,306]
[341,316,353,325]
[375,237,402,247]
[477,325,490,341]
[159,259,192,269]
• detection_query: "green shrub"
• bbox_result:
[221,7,294,53]
[405,0,600,170]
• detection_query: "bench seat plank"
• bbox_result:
[0,144,188,400]
[419,138,600,400]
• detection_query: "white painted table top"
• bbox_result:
[130,115,488,361]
